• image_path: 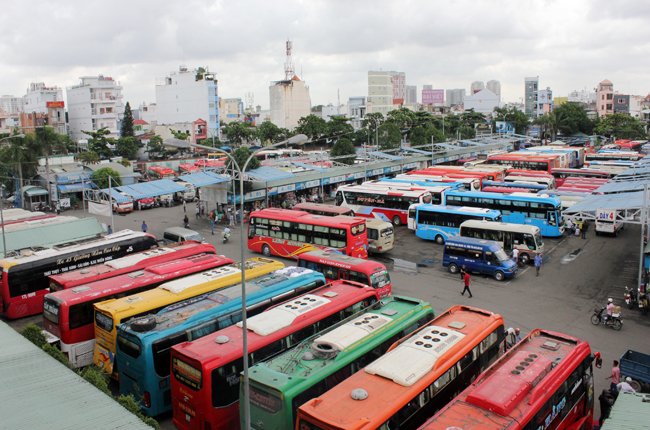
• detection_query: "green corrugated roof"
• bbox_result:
[0,322,152,430]
[601,392,650,430]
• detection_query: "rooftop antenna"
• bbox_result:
[284,40,295,81]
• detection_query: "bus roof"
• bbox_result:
[416,205,501,217]
[460,219,540,234]
[250,208,365,227]
[337,184,432,197]
[292,202,353,216]
[444,235,503,249]
[446,189,561,204]
[298,250,386,272]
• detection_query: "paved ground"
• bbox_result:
[8,203,649,427]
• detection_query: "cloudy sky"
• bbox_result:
[1,0,649,110]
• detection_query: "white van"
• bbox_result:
[175,181,196,202]
[163,227,205,243]
[365,219,394,254]
[595,209,623,236]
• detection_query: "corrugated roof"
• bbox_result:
[369,151,402,161]
[115,179,186,199]
[178,171,230,187]
[563,191,645,214]
[247,166,294,181]
[601,392,650,430]
[291,161,328,172]
[0,321,152,430]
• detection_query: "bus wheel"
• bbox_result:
[520,253,530,265]
[262,244,271,257]
[392,216,401,226]
[448,263,459,274]
[435,235,444,245]
[494,271,505,282]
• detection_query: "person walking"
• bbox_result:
[195,203,200,219]
[460,270,473,298]
[183,214,189,228]
[534,253,543,276]
[107,224,113,235]
[606,360,621,394]
[598,389,614,426]
[183,200,186,213]
[581,221,588,239]
[141,220,148,233]
[512,248,520,266]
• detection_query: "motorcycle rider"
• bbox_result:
[222,226,231,243]
[605,298,615,323]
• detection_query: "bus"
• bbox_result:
[245,296,435,429]
[93,257,284,374]
[0,215,78,233]
[379,177,466,192]
[408,169,495,188]
[365,219,394,254]
[116,267,327,416]
[0,212,53,227]
[0,230,157,320]
[48,241,216,291]
[460,220,544,264]
[419,329,594,430]
[0,208,46,222]
[551,168,612,187]
[400,174,481,191]
[486,154,560,173]
[292,202,354,217]
[295,305,506,430]
[443,190,564,237]
[335,184,433,226]
[482,180,548,193]
[297,250,392,297]
[169,280,384,430]
[147,165,177,179]
[248,208,368,259]
[361,180,451,206]
[586,151,641,162]
[411,205,502,244]
[179,163,200,173]
[43,253,233,368]
[411,166,504,181]
[504,175,556,188]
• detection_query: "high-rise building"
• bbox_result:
[596,79,614,117]
[405,85,417,105]
[536,87,553,116]
[470,81,485,94]
[155,66,219,138]
[446,89,466,107]
[463,89,500,114]
[422,86,444,106]
[392,72,406,104]
[269,41,311,130]
[486,80,501,98]
[67,75,124,142]
[524,76,539,117]
[22,82,66,134]
[348,96,366,130]
[367,70,406,114]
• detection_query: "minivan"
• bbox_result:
[442,236,517,281]
[163,227,205,244]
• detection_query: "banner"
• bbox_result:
[88,201,112,217]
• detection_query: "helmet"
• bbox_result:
[608,298,613,303]
[515,328,520,334]
[626,376,632,382]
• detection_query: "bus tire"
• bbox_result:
[520,253,530,265]
[262,244,271,257]
[130,316,157,332]
[392,216,401,226]
[435,235,445,245]
[448,263,459,274]
[494,271,505,282]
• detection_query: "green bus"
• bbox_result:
[243,295,435,430]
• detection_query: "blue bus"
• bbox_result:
[443,190,564,237]
[442,236,517,281]
[412,205,501,244]
[115,266,326,416]
[481,180,548,192]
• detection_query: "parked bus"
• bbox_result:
[460,220,544,264]
[523,145,585,167]
[245,296,435,429]
[292,202,354,217]
[411,205,502,244]
[169,280,385,430]
[551,168,612,187]
[0,230,157,319]
[174,180,196,202]
[361,180,451,205]
[408,169,495,188]
[295,305,506,430]
[444,190,564,237]
[178,163,200,173]
[365,219,394,254]
[411,166,503,181]
[504,175,556,189]
[380,177,466,192]
[486,154,561,173]
[147,165,177,179]
[43,253,233,368]
[49,241,216,291]
[116,266,327,416]
[595,208,623,236]
[93,257,284,374]
[482,180,548,193]
[400,174,480,191]
[0,212,53,227]
[586,151,641,162]
[419,329,594,430]
[297,250,392,297]
[248,208,368,259]
[335,184,433,226]
[0,208,46,222]
[0,215,78,233]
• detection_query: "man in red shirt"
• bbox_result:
[606,360,620,393]
[461,268,473,298]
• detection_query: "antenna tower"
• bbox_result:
[284,40,295,81]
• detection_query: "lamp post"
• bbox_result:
[0,134,26,257]
[191,133,308,429]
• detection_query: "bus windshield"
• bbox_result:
[370,270,390,290]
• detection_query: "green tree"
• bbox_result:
[327,116,354,142]
[83,127,114,158]
[231,146,261,172]
[222,121,255,146]
[115,136,139,159]
[378,122,402,151]
[386,107,417,132]
[362,112,384,146]
[534,113,558,141]
[146,135,166,159]
[257,120,283,145]
[91,167,122,189]
[493,106,530,135]
[169,128,190,140]
[553,103,593,136]
[330,137,356,165]
[594,113,647,139]
[295,114,328,142]
[77,151,100,164]
[0,134,36,194]
[121,102,134,137]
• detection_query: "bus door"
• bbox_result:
[502,234,513,253]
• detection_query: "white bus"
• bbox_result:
[396,173,481,191]
[504,175,556,188]
[595,208,623,236]
[459,219,544,264]
[362,180,450,205]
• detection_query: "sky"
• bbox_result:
[1,0,650,111]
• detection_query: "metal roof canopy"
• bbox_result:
[178,171,230,188]
[401,147,431,155]
[369,151,403,161]
[601,392,650,430]
[246,166,294,181]
[291,161,328,172]
[116,179,186,199]
[0,322,152,430]
[57,182,95,193]
[562,191,645,223]
[100,188,131,203]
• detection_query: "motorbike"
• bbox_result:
[222,230,231,244]
[624,286,638,309]
[591,306,623,330]
[639,287,649,315]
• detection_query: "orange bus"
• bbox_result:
[295,305,506,430]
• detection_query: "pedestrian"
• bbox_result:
[566,219,574,236]
[183,200,186,213]
[200,202,205,217]
[229,208,235,226]
[606,360,621,394]
[195,203,200,219]
[107,224,113,235]
[534,253,543,277]
[460,269,473,298]
[598,389,614,426]
[183,214,189,228]
[141,220,148,233]
[512,248,520,265]
[617,376,637,394]
[514,328,522,343]
[581,221,588,239]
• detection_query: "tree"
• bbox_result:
[377,122,401,151]
[221,121,255,146]
[257,120,283,145]
[91,167,122,189]
[327,116,354,142]
[362,112,384,146]
[386,107,417,131]
[145,135,165,159]
[76,151,100,165]
[169,129,190,140]
[121,102,134,137]
[83,127,114,158]
[231,147,261,172]
[493,106,530,135]
[553,103,593,136]
[295,115,328,142]
[535,113,558,141]
[0,134,36,196]
[115,136,139,159]
[330,137,356,165]
[594,113,647,139]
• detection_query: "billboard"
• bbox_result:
[422,89,444,105]
[46,101,65,108]
[495,121,515,134]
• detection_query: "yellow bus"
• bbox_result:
[92,257,284,374]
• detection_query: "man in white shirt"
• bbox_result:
[512,248,520,265]
[617,377,636,393]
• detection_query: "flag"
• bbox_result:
[88,201,112,217]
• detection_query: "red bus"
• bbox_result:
[486,154,561,173]
[179,163,201,173]
[409,169,496,186]
[551,168,612,187]
[170,280,383,430]
[403,174,481,192]
[148,165,177,179]
[48,241,216,291]
[42,253,233,368]
[292,202,354,217]
[505,169,555,178]
[248,208,368,259]
[295,305,506,430]
[418,166,506,181]
[195,158,226,169]
[297,249,391,297]
[419,329,594,430]
[0,230,157,319]
[0,212,54,227]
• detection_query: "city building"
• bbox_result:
[20,83,66,134]
[568,89,596,104]
[391,72,406,104]
[422,86,445,107]
[446,89,465,107]
[0,95,24,115]
[629,95,644,118]
[614,94,630,114]
[536,87,553,116]
[486,80,501,98]
[67,75,125,142]
[219,98,244,124]
[470,81,485,94]
[405,85,417,106]
[525,76,539,117]
[596,79,614,117]
[367,71,395,115]
[135,102,157,125]
[554,97,568,107]
[348,96,366,130]
[463,89,500,114]
[269,41,311,130]
[155,66,219,139]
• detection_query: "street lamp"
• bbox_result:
[0,134,26,257]
[191,133,308,429]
